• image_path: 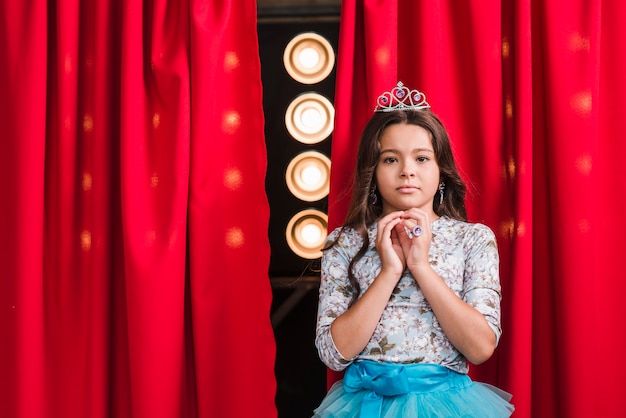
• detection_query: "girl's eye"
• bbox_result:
[383,157,398,164]
[417,156,429,163]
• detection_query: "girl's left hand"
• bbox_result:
[392,208,432,269]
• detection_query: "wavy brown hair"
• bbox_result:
[325,109,467,304]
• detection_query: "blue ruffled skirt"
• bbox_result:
[313,361,514,417]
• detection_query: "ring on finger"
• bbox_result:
[412,225,422,237]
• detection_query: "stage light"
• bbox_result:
[285,209,328,259]
[285,151,331,202]
[285,92,334,145]
[259,20,338,275]
[283,32,335,85]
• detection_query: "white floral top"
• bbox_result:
[315,216,502,374]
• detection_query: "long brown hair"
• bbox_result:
[326,109,467,303]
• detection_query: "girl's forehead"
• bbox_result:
[378,126,434,148]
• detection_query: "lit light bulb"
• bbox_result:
[300,223,322,246]
[301,165,322,189]
[298,47,320,69]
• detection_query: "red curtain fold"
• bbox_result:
[595,2,626,413]
[500,1,533,416]
[0,0,276,417]
[532,1,626,417]
[186,0,276,416]
[0,1,48,417]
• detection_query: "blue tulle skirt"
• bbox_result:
[313,361,514,417]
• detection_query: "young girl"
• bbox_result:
[313,82,514,417]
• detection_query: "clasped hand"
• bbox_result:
[375,209,432,278]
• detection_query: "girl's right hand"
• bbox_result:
[375,211,407,278]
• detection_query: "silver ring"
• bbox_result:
[412,225,422,237]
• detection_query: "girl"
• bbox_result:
[313,82,514,417]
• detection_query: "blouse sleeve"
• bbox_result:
[462,224,503,346]
[315,228,356,371]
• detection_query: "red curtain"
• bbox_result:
[533,1,626,417]
[330,0,626,417]
[0,1,277,417]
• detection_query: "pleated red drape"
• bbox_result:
[331,0,626,417]
[532,1,626,417]
[0,1,277,417]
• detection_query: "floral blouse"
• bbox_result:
[315,216,502,374]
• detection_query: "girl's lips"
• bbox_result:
[397,185,418,192]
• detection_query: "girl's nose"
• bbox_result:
[400,164,416,178]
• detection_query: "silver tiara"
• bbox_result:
[374,81,430,112]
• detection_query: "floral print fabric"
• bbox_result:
[315,216,502,374]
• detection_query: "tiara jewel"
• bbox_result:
[374,81,430,112]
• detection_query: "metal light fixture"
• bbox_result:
[285,209,328,259]
[285,151,331,202]
[283,32,335,84]
[285,92,334,145]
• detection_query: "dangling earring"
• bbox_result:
[438,181,446,205]
[369,184,378,205]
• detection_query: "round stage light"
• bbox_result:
[283,32,335,84]
[286,151,331,202]
[285,92,334,144]
[285,209,328,259]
